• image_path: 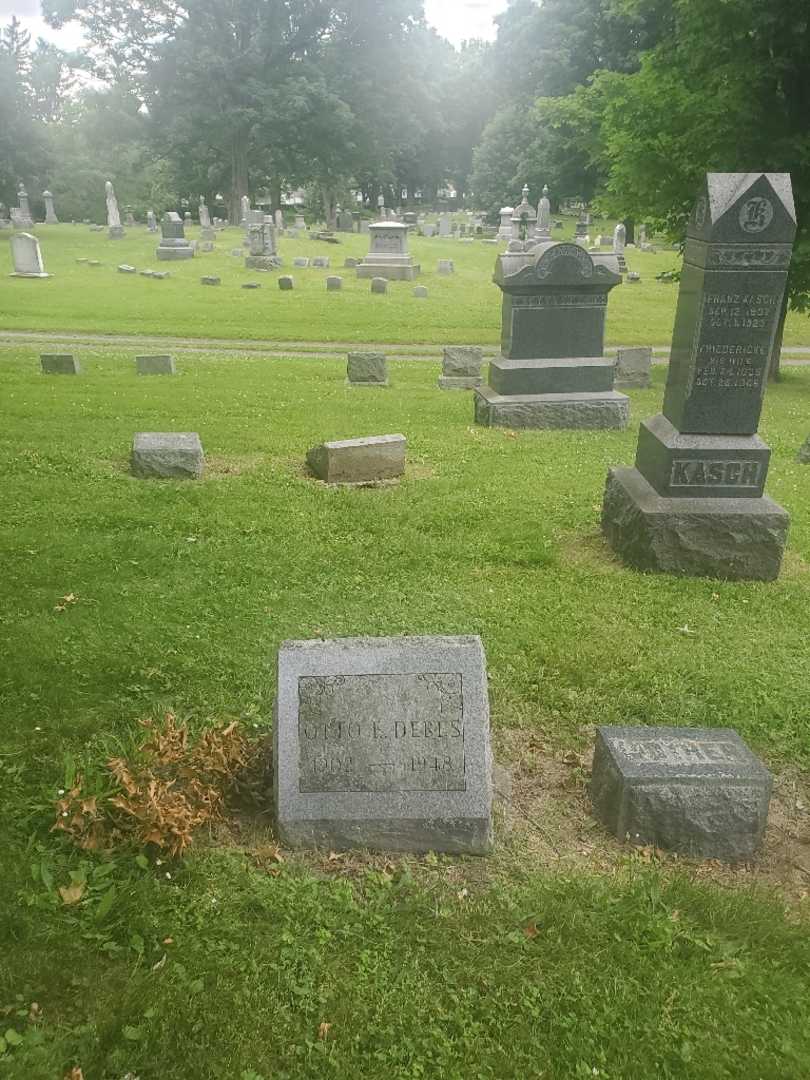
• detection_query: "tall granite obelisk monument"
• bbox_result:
[602,172,797,580]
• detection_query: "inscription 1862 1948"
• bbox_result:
[298,672,466,793]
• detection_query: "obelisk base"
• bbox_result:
[474,386,629,430]
[602,467,789,581]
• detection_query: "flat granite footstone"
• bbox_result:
[307,434,406,484]
[131,433,204,479]
[136,354,175,376]
[293,257,309,267]
[347,352,388,386]
[201,275,221,286]
[278,276,294,290]
[242,282,261,289]
[601,466,789,581]
[117,264,136,274]
[590,725,772,861]
[274,635,493,854]
[413,286,428,298]
[41,354,80,375]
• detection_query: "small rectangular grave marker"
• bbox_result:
[274,635,493,853]
[131,433,204,479]
[347,352,388,385]
[590,725,772,860]
[41,354,79,375]
[136,355,175,376]
[307,434,405,484]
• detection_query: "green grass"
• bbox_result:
[5,222,810,346]
[1,349,810,1077]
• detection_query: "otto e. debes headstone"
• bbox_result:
[474,239,628,429]
[602,173,797,581]
[274,635,493,854]
[590,725,772,861]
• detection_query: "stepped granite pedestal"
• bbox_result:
[356,222,420,281]
[603,172,797,580]
[474,240,628,429]
[156,213,194,261]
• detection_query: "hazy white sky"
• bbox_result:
[5,0,509,51]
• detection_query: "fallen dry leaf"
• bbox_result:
[63,1069,84,1080]
[523,921,540,939]
[58,881,86,905]
[28,1002,42,1022]
[318,1021,332,1040]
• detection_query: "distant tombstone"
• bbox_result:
[637,224,647,247]
[273,635,493,854]
[437,259,454,275]
[338,208,353,232]
[41,354,79,374]
[15,183,33,227]
[293,257,309,267]
[347,352,388,385]
[117,264,136,273]
[626,270,641,282]
[274,209,284,230]
[131,433,204,479]
[439,346,483,390]
[146,210,157,232]
[603,172,797,581]
[42,190,58,224]
[376,193,386,219]
[422,223,436,238]
[156,212,194,260]
[326,275,342,291]
[496,206,514,241]
[343,257,358,268]
[511,185,536,241]
[534,185,551,239]
[199,196,215,241]
[614,346,652,389]
[438,214,451,237]
[136,354,175,375]
[105,180,125,239]
[413,285,428,298]
[242,282,261,289]
[356,223,419,280]
[796,435,810,464]
[370,276,388,294]
[312,256,330,268]
[245,221,281,269]
[10,233,50,278]
[124,207,136,227]
[240,195,250,226]
[590,725,771,861]
[613,222,628,272]
[183,212,193,233]
[278,276,294,290]
[201,275,221,285]
[294,214,306,230]
[307,434,406,484]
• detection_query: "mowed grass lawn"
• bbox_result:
[1,349,810,1078]
[4,222,810,347]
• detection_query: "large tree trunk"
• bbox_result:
[321,187,337,230]
[229,132,249,224]
[768,289,790,382]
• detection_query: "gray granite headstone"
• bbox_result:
[590,725,772,861]
[41,354,79,375]
[439,346,483,390]
[278,276,294,290]
[326,275,342,291]
[603,173,796,581]
[131,433,204,479]
[437,260,454,275]
[136,354,175,375]
[370,277,387,294]
[307,434,406,484]
[10,233,49,278]
[201,275,221,286]
[274,635,493,854]
[413,286,428,298]
[797,435,810,464]
[293,257,309,267]
[614,346,652,389]
[347,352,388,386]
[312,256,330,268]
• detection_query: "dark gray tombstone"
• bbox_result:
[136,355,175,375]
[274,636,493,854]
[306,434,406,484]
[131,433,204,478]
[347,352,388,386]
[156,213,194,261]
[41,354,79,375]
[603,173,797,581]
[590,725,771,861]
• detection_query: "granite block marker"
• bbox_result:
[306,434,406,485]
[590,725,772,861]
[274,635,493,854]
[131,433,204,478]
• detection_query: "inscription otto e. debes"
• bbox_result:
[298,672,466,793]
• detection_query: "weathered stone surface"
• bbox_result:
[662,173,796,436]
[475,386,629,430]
[413,286,428,298]
[306,434,406,484]
[274,635,493,854]
[312,256,330,268]
[245,255,281,270]
[489,357,615,396]
[242,282,261,289]
[614,346,652,388]
[635,414,770,499]
[437,260,454,275]
[797,436,810,464]
[200,275,221,286]
[326,275,343,291]
[602,467,788,580]
[278,276,294,290]
[293,257,309,267]
[439,376,481,390]
[156,212,194,261]
[344,257,358,268]
[131,433,204,479]
[347,352,388,385]
[357,222,420,280]
[443,346,483,378]
[117,264,136,274]
[136,354,175,376]
[370,277,388,294]
[10,233,49,277]
[41,354,79,375]
[590,725,772,861]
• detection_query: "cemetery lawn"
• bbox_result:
[2,348,810,1079]
[4,223,810,348]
